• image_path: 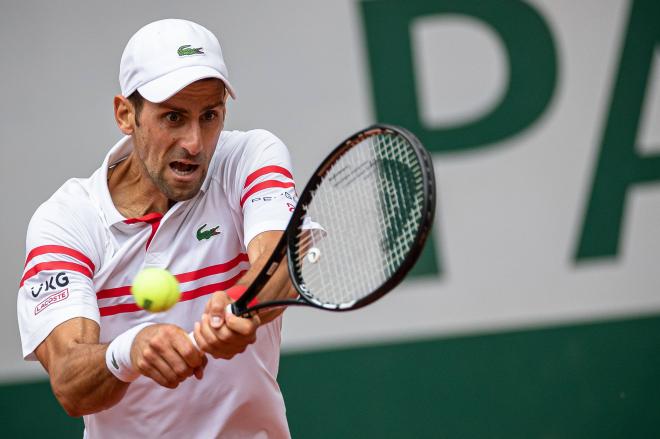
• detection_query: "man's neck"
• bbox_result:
[108,152,170,219]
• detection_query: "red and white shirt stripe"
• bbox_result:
[17,129,295,439]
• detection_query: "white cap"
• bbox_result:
[119,19,236,103]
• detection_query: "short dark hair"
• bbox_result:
[127,90,145,126]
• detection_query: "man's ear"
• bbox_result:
[114,95,135,135]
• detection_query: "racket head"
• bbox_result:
[285,124,436,311]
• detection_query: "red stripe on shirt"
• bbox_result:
[99,270,246,317]
[145,220,161,250]
[240,180,295,208]
[179,271,246,302]
[123,213,164,251]
[95,253,250,300]
[176,253,249,283]
[98,302,141,317]
[20,261,93,287]
[123,212,164,224]
[244,166,293,189]
[96,285,131,300]
[24,245,95,272]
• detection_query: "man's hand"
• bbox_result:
[193,291,260,359]
[131,324,207,389]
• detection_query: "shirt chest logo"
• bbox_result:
[196,224,222,241]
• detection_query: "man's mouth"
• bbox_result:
[169,161,200,176]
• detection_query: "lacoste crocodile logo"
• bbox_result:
[111,352,119,370]
[197,224,221,241]
[177,45,204,56]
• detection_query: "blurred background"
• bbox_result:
[1,0,659,437]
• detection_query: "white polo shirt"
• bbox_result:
[17,129,297,439]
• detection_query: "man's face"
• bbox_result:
[131,79,226,201]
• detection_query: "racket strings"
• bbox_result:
[298,140,384,301]
[293,132,425,308]
[375,133,424,275]
[301,142,381,300]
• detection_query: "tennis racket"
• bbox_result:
[227,124,436,316]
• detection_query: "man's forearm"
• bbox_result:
[35,318,129,417]
[48,342,129,417]
[243,230,297,323]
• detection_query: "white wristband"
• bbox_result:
[106,322,155,382]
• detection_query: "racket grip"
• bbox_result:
[187,331,198,348]
[187,303,236,348]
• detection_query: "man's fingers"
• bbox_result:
[171,330,205,370]
[138,364,171,388]
[195,314,224,355]
[224,311,260,337]
[136,349,181,388]
[150,329,200,381]
[159,347,196,382]
[193,366,204,380]
[196,313,256,359]
[132,324,204,388]
[214,312,258,346]
[193,356,208,380]
[194,289,262,360]
[206,292,230,328]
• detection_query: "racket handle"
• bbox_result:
[187,303,236,348]
[187,331,198,348]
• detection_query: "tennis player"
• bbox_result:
[17,19,295,438]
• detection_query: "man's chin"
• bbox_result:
[168,191,198,202]
[151,168,207,202]
[158,180,204,202]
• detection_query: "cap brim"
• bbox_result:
[137,65,236,103]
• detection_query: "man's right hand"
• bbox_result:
[130,324,207,389]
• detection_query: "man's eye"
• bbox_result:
[165,112,181,122]
[202,111,217,121]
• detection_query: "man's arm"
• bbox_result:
[35,317,128,417]
[244,230,297,323]
[33,234,274,416]
[194,230,296,351]
[34,314,227,417]
[35,318,207,417]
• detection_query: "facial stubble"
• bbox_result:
[135,142,209,202]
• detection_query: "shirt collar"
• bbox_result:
[91,135,133,227]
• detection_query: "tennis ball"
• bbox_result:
[131,268,181,312]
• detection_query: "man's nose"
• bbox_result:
[179,122,203,156]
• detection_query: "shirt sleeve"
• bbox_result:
[231,130,298,248]
[17,202,101,360]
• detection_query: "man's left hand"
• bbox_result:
[193,291,260,359]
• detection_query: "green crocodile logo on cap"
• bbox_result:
[177,45,204,56]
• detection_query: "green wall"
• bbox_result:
[281,315,660,438]
[0,380,83,438]
[2,314,659,438]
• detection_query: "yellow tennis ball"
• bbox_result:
[131,268,181,312]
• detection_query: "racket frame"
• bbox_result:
[231,124,436,315]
